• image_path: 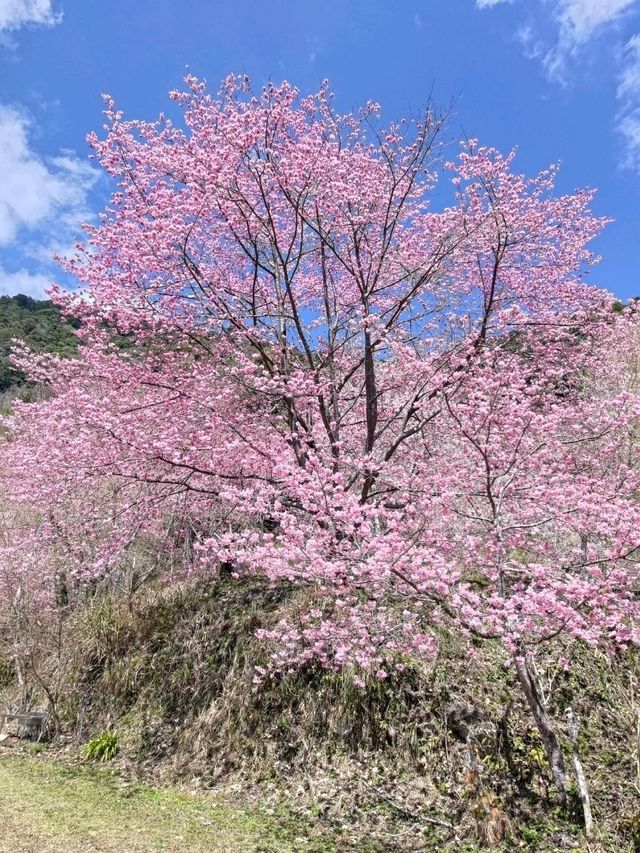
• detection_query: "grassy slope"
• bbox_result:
[0,754,330,853]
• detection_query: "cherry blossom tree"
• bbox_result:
[3,76,640,802]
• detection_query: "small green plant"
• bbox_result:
[84,730,119,762]
[22,743,46,755]
[520,825,540,846]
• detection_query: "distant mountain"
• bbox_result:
[0,294,78,393]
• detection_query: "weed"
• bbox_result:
[84,730,119,762]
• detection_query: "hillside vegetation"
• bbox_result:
[0,294,77,395]
[2,562,640,850]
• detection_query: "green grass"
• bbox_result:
[0,754,332,852]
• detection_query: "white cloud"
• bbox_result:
[515,24,546,59]
[555,0,634,44]
[618,32,640,97]
[0,0,59,31]
[618,109,640,167]
[475,0,640,170]
[542,0,636,79]
[0,264,50,298]
[616,35,640,168]
[0,104,99,249]
[0,104,100,299]
[0,1,82,300]
[477,0,637,80]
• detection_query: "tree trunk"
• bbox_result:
[513,652,569,806]
[566,707,594,837]
[15,656,30,713]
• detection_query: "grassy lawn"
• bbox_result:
[0,752,330,852]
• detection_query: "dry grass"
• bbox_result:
[3,576,640,850]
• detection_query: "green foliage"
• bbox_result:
[0,294,78,392]
[84,730,120,762]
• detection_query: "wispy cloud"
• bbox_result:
[477,0,637,80]
[616,34,640,169]
[544,0,636,79]
[0,0,60,32]
[556,0,634,44]
[618,32,640,98]
[477,0,640,170]
[515,24,546,60]
[541,1,640,168]
[0,1,89,299]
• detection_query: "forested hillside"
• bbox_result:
[0,295,77,393]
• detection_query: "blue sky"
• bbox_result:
[0,0,639,299]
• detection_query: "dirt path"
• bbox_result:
[0,753,324,852]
